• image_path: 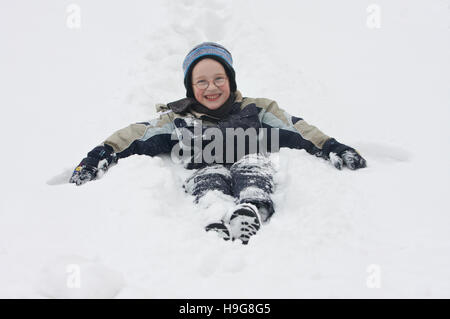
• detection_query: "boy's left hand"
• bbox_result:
[329,149,367,170]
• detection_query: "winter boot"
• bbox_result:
[205,221,231,241]
[228,203,262,245]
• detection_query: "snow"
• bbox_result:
[0,0,449,298]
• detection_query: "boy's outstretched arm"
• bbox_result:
[69,116,177,186]
[259,99,367,170]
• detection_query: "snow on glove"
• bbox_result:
[69,144,118,186]
[329,149,366,170]
[69,165,98,186]
[320,138,367,170]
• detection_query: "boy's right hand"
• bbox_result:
[69,144,118,186]
[69,165,98,186]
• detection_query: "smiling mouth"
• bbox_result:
[205,94,221,101]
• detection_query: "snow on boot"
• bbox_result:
[205,221,231,241]
[228,203,261,245]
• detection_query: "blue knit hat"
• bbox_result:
[182,42,237,98]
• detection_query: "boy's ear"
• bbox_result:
[167,97,198,114]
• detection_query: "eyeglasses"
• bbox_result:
[193,76,228,90]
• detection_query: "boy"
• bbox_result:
[70,42,366,244]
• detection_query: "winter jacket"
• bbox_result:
[78,90,352,170]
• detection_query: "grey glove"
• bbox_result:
[69,144,118,186]
[329,149,367,170]
[320,138,367,170]
[69,165,98,186]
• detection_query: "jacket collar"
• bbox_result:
[234,89,243,103]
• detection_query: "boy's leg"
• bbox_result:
[230,153,276,223]
[184,164,234,241]
[183,164,233,203]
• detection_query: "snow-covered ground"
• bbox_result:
[1,0,449,298]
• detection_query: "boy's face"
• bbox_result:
[191,58,231,110]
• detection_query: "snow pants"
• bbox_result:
[183,154,276,222]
